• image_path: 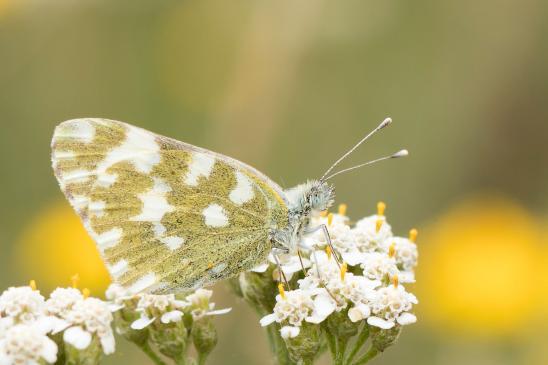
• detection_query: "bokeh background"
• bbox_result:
[1,0,547,364]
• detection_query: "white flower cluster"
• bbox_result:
[0,283,116,365]
[104,284,231,331]
[259,204,419,338]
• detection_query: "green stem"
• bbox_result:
[197,353,208,365]
[324,328,337,360]
[335,337,348,365]
[139,342,168,365]
[345,325,370,365]
[352,347,379,365]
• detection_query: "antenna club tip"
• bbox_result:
[393,149,409,158]
[380,117,392,128]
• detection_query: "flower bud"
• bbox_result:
[239,270,277,309]
[326,309,359,338]
[149,320,188,359]
[283,323,321,364]
[370,325,402,352]
[191,317,218,357]
[64,336,102,365]
[113,300,149,346]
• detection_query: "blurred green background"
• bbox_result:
[1,0,547,364]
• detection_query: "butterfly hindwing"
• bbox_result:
[51,119,288,294]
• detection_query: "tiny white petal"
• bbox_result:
[41,338,58,363]
[396,313,417,325]
[100,331,116,355]
[161,310,183,324]
[131,316,156,330]
[280,326,300,339]
[367,316,395,329]
[206,307,232,316]
[260,313,277,327]
[64,326,92,350]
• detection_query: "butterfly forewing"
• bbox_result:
[51,119,288,294]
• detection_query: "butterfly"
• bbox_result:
[51,118,406,294]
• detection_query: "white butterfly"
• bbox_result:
[51,118,406,294]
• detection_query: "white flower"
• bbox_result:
[389,237,418,272]
[304,216,355,255]
[359,252,399,282]
[62,297,115,354]
[0,324,57,365]
[185,289,231,320]
[260,289,315,327]
[131,293,187,330]
[0,287,45,323]
[46,288,83,317]
[353,215,393,251]
[367,284,418,329]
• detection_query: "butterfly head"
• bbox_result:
[285,180,334,214]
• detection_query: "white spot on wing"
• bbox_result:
[96,124,161,174]
[127,273,156,294]
[152,223,185,250]
[130,178,174,222]
[211,263,228,274]
[96,172,118,188]
[202,203,229,227]
[61,169,92,184]
[109,259,128,279]
[160,236,185,250]
[92,228,123,252]
[89,200,106,217]
[54,119,95,143]
[184,152,215,186]
[70,195,88,211]
[229,171,254,205]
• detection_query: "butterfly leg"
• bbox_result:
[272,248,291,290]
[303,225,342,267]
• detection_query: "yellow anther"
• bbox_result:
[278,283,286,300]
[375,218,383,233]
[409,228,418,243]
[392,275,399,288]
[82,288,91,299]
[325,245,333,260]
[340,262,348,281]
[71,274,80,288]
[29,280,37,291]
[338,204,347,216]
[388,243,396,258]
[327,213,334,226]
[319,210,328,217]
[377,201,386,216]
[208,262,213,270]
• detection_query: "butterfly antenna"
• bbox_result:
[320,117,393,181]
[324,149,408,181]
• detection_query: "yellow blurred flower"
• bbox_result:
[418,196,547,337]
[15,201,110,295]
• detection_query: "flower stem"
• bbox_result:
[345,324,370,365]
[352,346,379,365]
[335,337,348,365]
[324,327,337,360]
[139,342,168,365]
[260,312,292,365]
[197,353,208,365]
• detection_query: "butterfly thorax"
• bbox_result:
[271,180,334,253]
